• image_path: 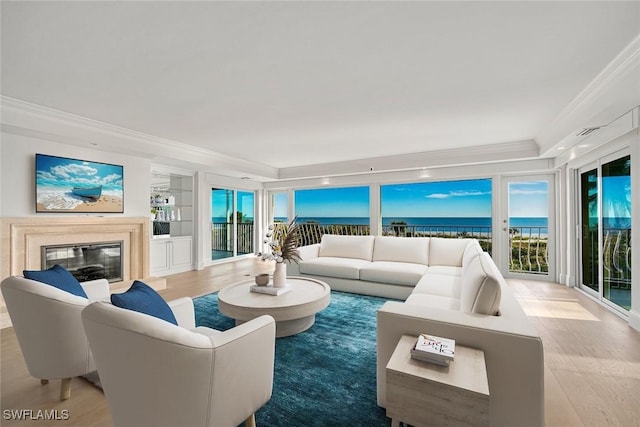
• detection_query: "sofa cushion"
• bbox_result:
[111,280,178,325]
[413,273,462,298]
[319,235,375,261]
[460,255,501,315]
[299,257,372,280]
[428,238,475,267]
[359,261,427,286]
[405,293,461,311]
[372,236,429,265]
[424,265,462,276]
[23,264,88,298]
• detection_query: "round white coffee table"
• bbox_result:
[218,276,331,337]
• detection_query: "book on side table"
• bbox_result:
[410,334,456,366]
[250,285,292,296]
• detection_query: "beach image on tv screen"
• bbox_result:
[36,154,124,213]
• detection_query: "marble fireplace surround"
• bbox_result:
[0,216,166,328]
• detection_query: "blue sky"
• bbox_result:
[381,179,492,217]
[292,179,499,218]
[295,187,370,217]
[211,189,255,220]
[508,181,549,218]
[290,178,552,218]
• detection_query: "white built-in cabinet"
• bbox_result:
[150,236,193,275]
[150,172,194,276]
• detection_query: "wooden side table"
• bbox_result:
[386,334,490,427]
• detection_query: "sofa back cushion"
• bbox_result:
[460,254,501,315]
[428,238,475,267]
[461,240,484,276]
[372,237,429,265]
[319,235,375,261]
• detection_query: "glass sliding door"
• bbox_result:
[211,188,235,260]
[579,153,631,311]
[602,156,631,309]
[211,188,255,261]
[580,167,599,292]
[236,191,255,256]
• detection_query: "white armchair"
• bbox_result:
[0,275,110,400]
[81,300,276,427]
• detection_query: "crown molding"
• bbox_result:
[537,32,640,154]
[0,96,279,180]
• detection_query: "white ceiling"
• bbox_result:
[2,1,640,178]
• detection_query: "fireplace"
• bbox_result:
[42,241,124,283]
[1,217,166,329]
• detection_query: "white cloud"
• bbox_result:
[449,190,490,197]
[426,190,490,199]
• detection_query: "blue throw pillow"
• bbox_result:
[111,280,178,325]
[23,264,88,298]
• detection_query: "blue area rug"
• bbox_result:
[193,291,391,426]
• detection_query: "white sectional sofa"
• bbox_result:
[288,234,544,427]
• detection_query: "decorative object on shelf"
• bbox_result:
[176,208,181,221]
[258,218,302,288]
[170,209,176,221]
[254,273,269,286]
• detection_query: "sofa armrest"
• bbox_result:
[80,279,110,301]
[167,297,195,329]
[288,243,321,276]
[377,301,544,427]
[297,243,320,260]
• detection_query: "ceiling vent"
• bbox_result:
[576,127,601,137]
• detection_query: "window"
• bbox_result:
[380,179,492,250]
[294,186,370,244]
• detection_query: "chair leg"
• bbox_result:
[40,379,49,385]
[60,378,71,400]
[245,413,256,427]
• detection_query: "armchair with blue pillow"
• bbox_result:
[1,264,110,400]
[83,280,276,427]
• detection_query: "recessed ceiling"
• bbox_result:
[2,1,640,174]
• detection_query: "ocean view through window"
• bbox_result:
[381,179,493,251]
[272,177,551,275]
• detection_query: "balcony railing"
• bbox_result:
[277,221,494,254]
[211,222,254,256]
[213,220,630,284]
[602,228,632,290]
[508,227,548,275]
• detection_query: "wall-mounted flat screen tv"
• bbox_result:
[36,153,124,213]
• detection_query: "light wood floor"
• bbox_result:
[2,259,639,426]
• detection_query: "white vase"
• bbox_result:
[273,262,287,288]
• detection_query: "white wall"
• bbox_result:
[1,132,151,218]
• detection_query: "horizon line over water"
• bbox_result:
[274,216,549,228]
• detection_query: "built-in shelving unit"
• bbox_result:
[150,172,194,275]
[150,175,193,238]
